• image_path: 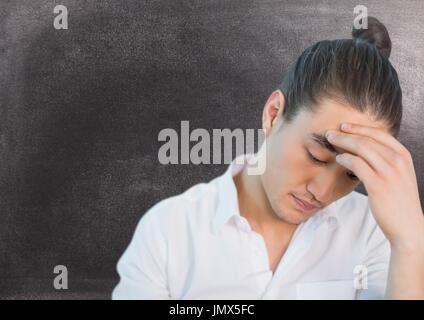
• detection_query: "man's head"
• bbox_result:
[257,17,402,225]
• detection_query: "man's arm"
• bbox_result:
[385,222,424,299]
[326,122,424,299]
[112,207,171,300]
[356,223,390,300]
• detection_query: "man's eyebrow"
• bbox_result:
[309,133,339,154]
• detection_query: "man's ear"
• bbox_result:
[262,90,285,136]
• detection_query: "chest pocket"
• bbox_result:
[296,280,358,300]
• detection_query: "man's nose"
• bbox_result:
[308,170,339,204]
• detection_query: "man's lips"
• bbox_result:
[291,194,320,212]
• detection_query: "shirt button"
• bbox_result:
[327,217,337,229]
[238,219,251,232]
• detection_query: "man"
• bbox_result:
[112,26,424,299]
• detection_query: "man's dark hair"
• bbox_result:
[279,16,402,137]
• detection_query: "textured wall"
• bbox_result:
[0,0,423,299]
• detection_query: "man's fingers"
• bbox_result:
[335,153,378,188]
[326,130,394,174]
[340,122,408,155]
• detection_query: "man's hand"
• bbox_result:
[325,122,424,299]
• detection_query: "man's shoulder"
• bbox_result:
[336,190,369,212]
[335,190,386,239]
[334,190,376,227]
[137,175,221,232]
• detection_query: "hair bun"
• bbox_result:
[352,16,392,59]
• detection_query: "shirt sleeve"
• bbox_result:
[112,204,171,300]
[356,219,391,300]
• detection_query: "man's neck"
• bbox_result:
[233,164,285,231]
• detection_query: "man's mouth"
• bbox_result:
[291,193,320,212]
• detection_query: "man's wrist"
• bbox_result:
[390,214,424,254]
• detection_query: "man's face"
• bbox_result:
[260,96,388,225]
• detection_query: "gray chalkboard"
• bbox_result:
[1,0,423,299]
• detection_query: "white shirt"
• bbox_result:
[112,153,391,300]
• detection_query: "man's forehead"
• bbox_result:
[308,132,345,155]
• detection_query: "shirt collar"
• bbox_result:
[212,153,341,234]
[212,153,249,234]
[317,200,340,229]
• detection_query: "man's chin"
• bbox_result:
[273,207,308,225]
[274,203,318,225]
